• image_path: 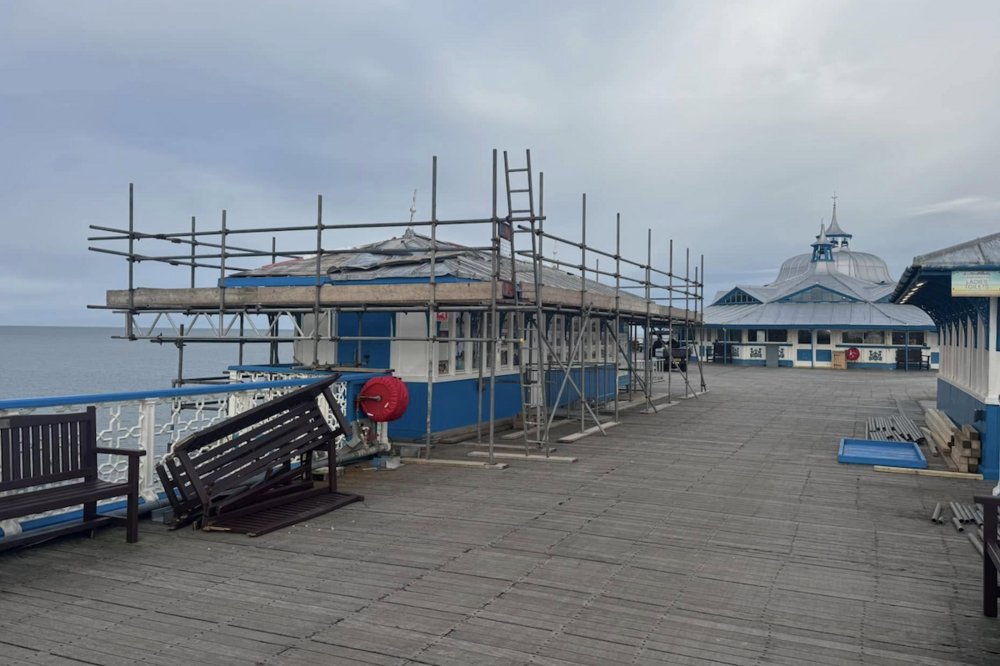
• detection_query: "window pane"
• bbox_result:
[842,331,864,344]
[864,330,884,344]
[747,330,758,342]
[817,330,831,345]
[766,330,788,343]
[798,330,811,344]
[909,332,925,346]
[891,331,905,345]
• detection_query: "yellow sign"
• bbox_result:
[952,271,1000,297]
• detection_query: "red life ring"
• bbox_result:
[845,347,861,361]
[358,376,410,422]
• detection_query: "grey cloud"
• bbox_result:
[2,0,1000,324]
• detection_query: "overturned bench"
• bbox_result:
[157,375,362,536]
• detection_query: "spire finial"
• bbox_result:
[811,221,834,262]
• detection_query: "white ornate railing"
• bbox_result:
[0,378,347,535]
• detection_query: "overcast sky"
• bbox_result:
[3,0,1000,325]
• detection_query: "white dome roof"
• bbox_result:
[775,250,894,285]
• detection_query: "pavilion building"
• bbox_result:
[704,201,939,369]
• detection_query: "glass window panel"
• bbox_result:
[766,330,788,343]
[842,331,864,344]
[817,330,831,345]
[455,314,466,372]
[797,330,811,344]
[864,330,884,344]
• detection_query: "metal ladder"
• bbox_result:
[502,150,549,453]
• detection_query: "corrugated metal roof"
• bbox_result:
[234,228,655,311]
[912,231,1000,268]
[716,263,895,306]
[704,301,935,328]
[775,250,894,284]
[708,222,928,328]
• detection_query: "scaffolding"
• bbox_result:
[88,150,706,463]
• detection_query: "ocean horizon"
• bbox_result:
[0,325,288,401]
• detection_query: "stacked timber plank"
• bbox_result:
[866,416,925,444]
[923,408,981,473]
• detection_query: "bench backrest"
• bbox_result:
[0,408,98,492]
[165,376,350,507]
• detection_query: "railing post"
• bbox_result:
[139,399,159,502]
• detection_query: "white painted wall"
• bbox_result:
[293,313,337,366]
[711,328,940,369]
[939,304,997,403]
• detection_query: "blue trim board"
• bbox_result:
[937,379,999,480]
[838,438,927,469]
[0,378,325,411]
[727,359,794,367]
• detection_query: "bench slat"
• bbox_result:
[207,421,330,497]
[188,403,318,476]
[204,411,324,490]
[0,480,128,521]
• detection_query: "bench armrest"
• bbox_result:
[95,447,147,457]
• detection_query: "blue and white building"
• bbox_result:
[213,228,696,441]
[705,203,939,368]
[892,232,1000,482]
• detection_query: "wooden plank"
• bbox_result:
[401,458,508,469]
[558,422,620,443]
[500,419,575,440]
[467,451,577,463]
[458,442,557,453]
[873,466,983,480]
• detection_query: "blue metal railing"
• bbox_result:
[0,378,321,411]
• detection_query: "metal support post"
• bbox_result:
[190,216,197,288]
[313,195,323,367]
[580,193,588,434]
[426,156,438,458]
[219,210,227,336]
[489,150,499,465]
[127,183,135,339]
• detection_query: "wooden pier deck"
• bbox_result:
[2,366,999,665]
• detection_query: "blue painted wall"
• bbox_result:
[937,379,999,480]
[728,359,794,367]
[337,313,392,368]
[546,364,616,408]
[816,350,832,362]
[931,352,940,364]
[797,349,813,362]
[389,376,522,440]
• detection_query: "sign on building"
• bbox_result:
[952,271,1000,297]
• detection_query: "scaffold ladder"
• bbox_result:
[503,150,549,454]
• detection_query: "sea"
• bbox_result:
[0,326,288,402]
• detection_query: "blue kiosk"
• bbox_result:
[892,232,1000,484]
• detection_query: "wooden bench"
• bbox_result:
[0,408,144,552]
[895,348,929,370]
[157,375,361,536]
[977,494,999,617]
